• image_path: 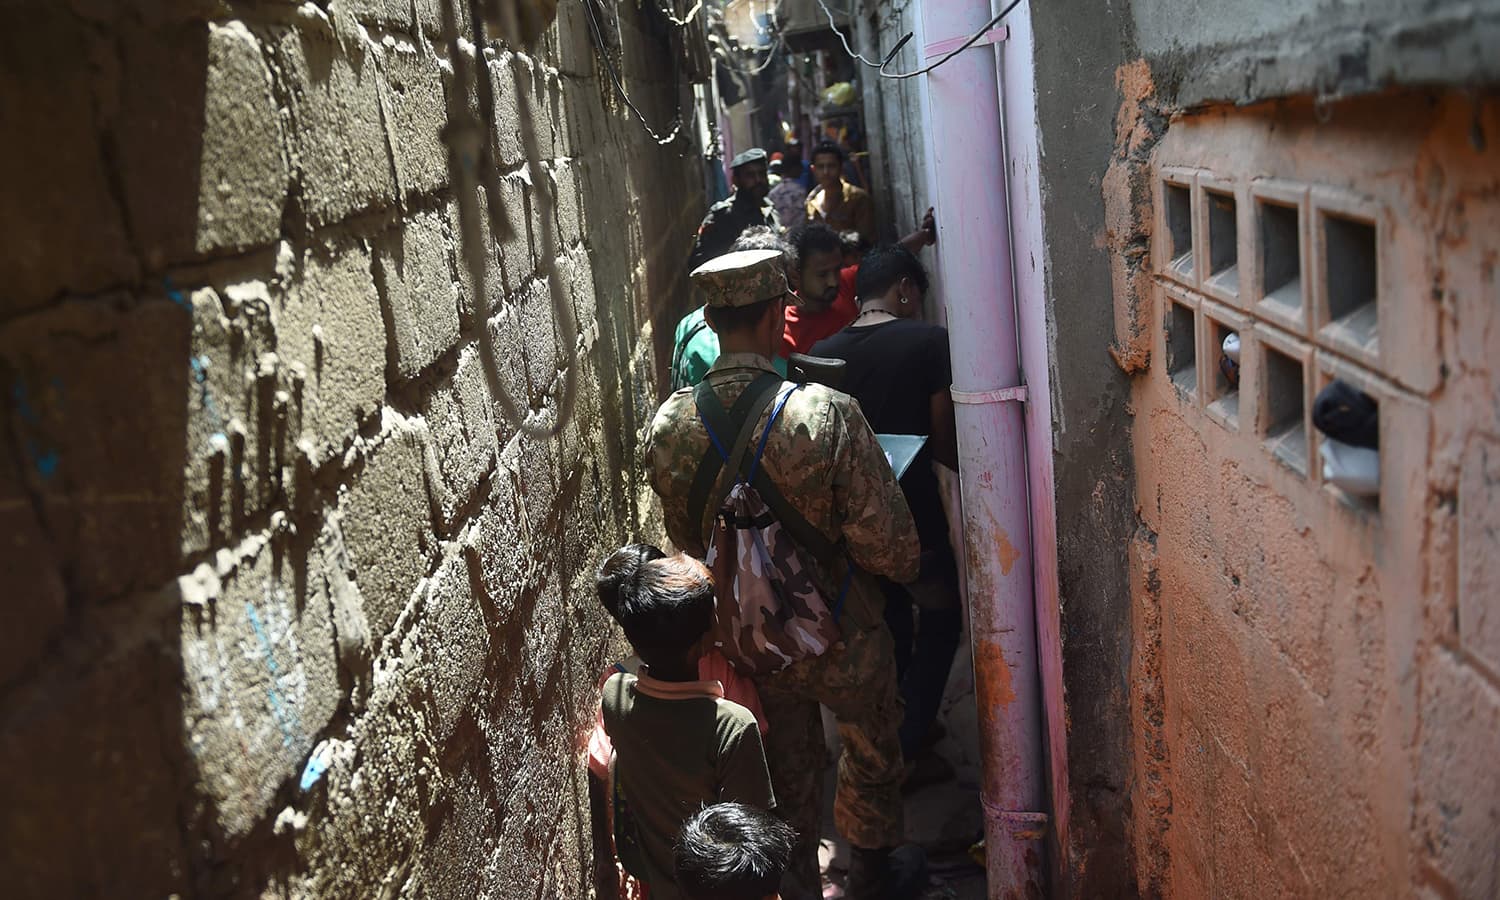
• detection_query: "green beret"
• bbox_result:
[729,148,768,169]
[690,248,789,308]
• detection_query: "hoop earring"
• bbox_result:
[899,294,911,305]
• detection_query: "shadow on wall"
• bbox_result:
[0,9,205,895]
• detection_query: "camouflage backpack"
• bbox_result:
[691,373,849,674]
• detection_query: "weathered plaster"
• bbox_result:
[1131,91,1500,898]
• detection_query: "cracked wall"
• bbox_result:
[0,0,703,896]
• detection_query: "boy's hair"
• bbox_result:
[595,545,715,664]
[855,244,929,303]
[811,140,845,165]
[674,803,797,900]
[730,226,784,254]
[784,222,843,275]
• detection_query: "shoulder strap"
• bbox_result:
[733,385,841,563]
[687,373,782,536]
[669,317,711,390]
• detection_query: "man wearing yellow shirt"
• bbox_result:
[805,141,875,247]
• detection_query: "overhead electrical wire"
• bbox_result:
[815,0,1026,80]
[715,32,787,78]
[581,0,686,144]
[656,0,704,27]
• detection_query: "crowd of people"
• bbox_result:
[591,140,958,900]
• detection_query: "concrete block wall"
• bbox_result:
[1130,92,1500,900]
[0,1,704,896]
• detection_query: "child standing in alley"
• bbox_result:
[596,545,777,900]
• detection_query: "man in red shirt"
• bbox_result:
[782,210,937,356]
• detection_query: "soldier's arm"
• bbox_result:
[828,397,920,582]
[644,408,710,557]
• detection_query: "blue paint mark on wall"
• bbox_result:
[164,276,190,311]
[300,742,335,791]
[10,380,59,482]
[246,598,300,750]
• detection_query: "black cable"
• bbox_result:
[656,0,703,28]
[814,0,1025,80]
[581,0,685,145]
[814,0,890,68]
[879,0,1023,79]
[715,33,786,78]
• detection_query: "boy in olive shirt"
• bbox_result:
[597,546,776,900]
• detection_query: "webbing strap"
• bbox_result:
[688,373,781,537]
[669,317,712,390]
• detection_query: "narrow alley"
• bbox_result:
[1,1,1497,899]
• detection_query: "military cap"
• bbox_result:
[690,248,789,308]
[729,148,768,169]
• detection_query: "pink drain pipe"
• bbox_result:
[916,0,1053,893]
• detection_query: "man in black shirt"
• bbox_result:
[688,149,780,271]
[811,246,962,762]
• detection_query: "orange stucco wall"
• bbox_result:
[1124,92,1500,897]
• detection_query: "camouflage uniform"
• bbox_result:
[644,250,921,898]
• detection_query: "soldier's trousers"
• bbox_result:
[757,622,906,900]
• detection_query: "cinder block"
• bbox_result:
[373,208,462,379]
[489,55,525,167]
[0,296,190,602]
[495,174,535,293]
[0,637,186,897]
[464,472,527,628]
[423,343,502,528]
[519,577,566,698]
[179,532,341,839]
[269,25,396,228]
[290,639,428,896]
[344,0,413,29]
[417,762,497,899]
[1416,652,1500,899]
[180,285,279,556]
[551,162,582,247]
[414,0,445,38]
[421,551,489,744]
[519,275,563,399]
[552,0,591,77]
[506,426,561,541]
[561,244,599,337]
[0,451,66,691]
[341,416,438,640]
[0,12,136,315]
[484,303,535,425]
[379,36,449,199]
[114,20,289,269]
[446,188,503,328]
[277,242,387,464]
[488,708,571,892]
[1459,436,1500,676]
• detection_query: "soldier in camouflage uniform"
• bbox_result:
[687,149,781,272]
[644,249,922,900]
